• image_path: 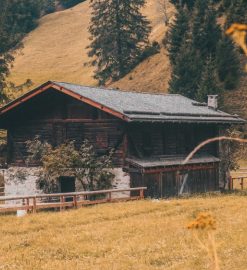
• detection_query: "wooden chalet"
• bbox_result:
[0,81,245,197]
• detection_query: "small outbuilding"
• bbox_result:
[0,81,245,197]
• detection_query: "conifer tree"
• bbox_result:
[167,0,241,101]
[170,0,195,10]
[169,42,203,99]
[60,0,84,8]
[216,36,241,90]
[192,0,221,59]
[0,0,17,101]
[225,0,247,27]
[43,0,56,14]
[196,57,222,102]
[87,0,151,85]
[166,6,189,66]
[0,0,40,102]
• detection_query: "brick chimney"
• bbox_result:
[207,95,218,110]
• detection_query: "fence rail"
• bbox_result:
[0,187,147,214]
[229,177,247,190]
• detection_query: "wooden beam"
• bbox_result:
[143,164,217,174]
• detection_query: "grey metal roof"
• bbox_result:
[54,81,245,124]
[126,155,220,168]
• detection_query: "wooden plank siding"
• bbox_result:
[130,164,219,197]
[127,123,218,158]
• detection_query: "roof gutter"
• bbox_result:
[128,118,246,124]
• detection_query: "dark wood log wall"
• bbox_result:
[4,89,126,166]
[127,123,218,158]
[3,88,219,170]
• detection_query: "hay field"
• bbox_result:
[0,195,246,270]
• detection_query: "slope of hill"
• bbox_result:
[224,66,247,120]
[8,0,247,123]
[0,196,246,270]
[9,0,174,95]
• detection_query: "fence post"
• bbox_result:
[26,198,30,212]
[108,192,112,202]
[60,195,65,211]
[140,188,144,199]
[33,197,37,213]
[241,178,244,190]
[229,176,232,190]
[73,195,77,209]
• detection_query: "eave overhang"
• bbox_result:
[0,81,130,122]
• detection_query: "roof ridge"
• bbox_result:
[53,81,181,97]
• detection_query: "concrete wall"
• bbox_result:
[4,167,130,199]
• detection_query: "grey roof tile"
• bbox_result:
[54,81,245,124]
[126,155,220,168]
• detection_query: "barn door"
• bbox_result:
[145,174,161,198]
[162,171,178,197]
[130,172,161,198]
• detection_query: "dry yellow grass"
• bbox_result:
[0,195,246,270]
[8,0,174,95]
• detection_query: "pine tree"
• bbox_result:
[43,0,56,14]
[0,0,40,102]
[87,0,151,85]
[0,0,17,101]
[196,57,222,102]
[166,6,189,66]
[225,0,247,27]
[169,42,203,99]
[192,0,221,59]
[60,0,84,8]
[170,0,195,10]
[216,36,241,90]
[5,0,41,36]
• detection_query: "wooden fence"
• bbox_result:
[229,177,247,190]
[0,187,147,214]
[230,168,247,190]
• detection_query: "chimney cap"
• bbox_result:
[208,95,218,97]
[207,95,218,110]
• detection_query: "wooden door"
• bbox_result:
[60,177,75,202]
[145,174,161,198]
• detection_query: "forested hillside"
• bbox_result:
[3,0,247,120]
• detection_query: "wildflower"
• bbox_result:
[187,212,216,230]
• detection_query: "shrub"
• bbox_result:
[26,137,114,193]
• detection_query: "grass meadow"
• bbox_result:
[0,194,246,270]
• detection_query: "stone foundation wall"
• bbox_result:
[74,168,130,198]
[3,167,130,199]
